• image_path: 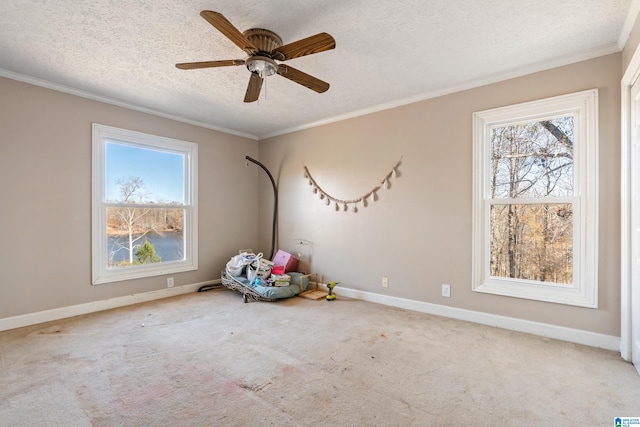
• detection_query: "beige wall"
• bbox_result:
[0,77,259,319]
[260,53,622,336]
[0,52,624,337]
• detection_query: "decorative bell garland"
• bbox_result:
[303,157,403,212]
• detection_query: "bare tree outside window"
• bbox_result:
[489,117,574,284]
[106,176,185,267]
[103,142,188,270]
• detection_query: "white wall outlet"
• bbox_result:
[167,277,174,288]
[382,277,389,288]
[442,284,451,297]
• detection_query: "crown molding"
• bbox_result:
[0,68,259,140]
[259,44,620,140]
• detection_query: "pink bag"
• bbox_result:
[272,250,298,273]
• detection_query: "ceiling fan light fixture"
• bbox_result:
[246,56,277,77]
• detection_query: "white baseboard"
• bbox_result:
[0,279,220,332]
[0,280,621,352]
[335,287,621,352]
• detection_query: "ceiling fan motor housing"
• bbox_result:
[242,28,283,77]
[242,28,283,56]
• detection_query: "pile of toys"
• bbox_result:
[226,249,299,288]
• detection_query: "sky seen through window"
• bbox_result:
[105,141,185,204]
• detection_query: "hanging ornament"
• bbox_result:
[302,157,402,213]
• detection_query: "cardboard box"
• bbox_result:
[272,250,298,273]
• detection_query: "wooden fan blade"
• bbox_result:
[244,73,263,103]
[175,59,245,70]
[277,65,329,93]
[272,33,335,61]
[200,10,257,55]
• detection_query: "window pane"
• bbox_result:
[490,203,572,284]
[105,142,185,204]
[93,124,197,284]
[490,117,574,199]
[106,207,185,268]
[473,90,597,306]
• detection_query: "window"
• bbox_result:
[472,90,598,307]
[92,124,198,284]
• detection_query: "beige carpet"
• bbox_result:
[0,289,639,426]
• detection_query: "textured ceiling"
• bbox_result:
[0,1,635,139]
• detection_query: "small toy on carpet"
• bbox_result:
[326,282,339,301]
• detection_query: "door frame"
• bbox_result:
[621,40,640,366]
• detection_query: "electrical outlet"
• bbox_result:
[167,277,174,288]
[382,277,389,288]
[442,284,450,298]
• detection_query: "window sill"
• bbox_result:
[473,278,597,308]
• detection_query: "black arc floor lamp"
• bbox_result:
[245,156,278,260]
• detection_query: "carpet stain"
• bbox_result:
[239,381,272,392]
[281,364,301,375]
[38,328,63,334]
[368,332,386,344]
[223,381,241,394]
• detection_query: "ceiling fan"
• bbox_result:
[176,11,336,103]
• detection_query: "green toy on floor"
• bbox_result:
[326,282,339,301]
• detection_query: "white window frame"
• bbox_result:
[92,124,198,284]
[472,89,598,307]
